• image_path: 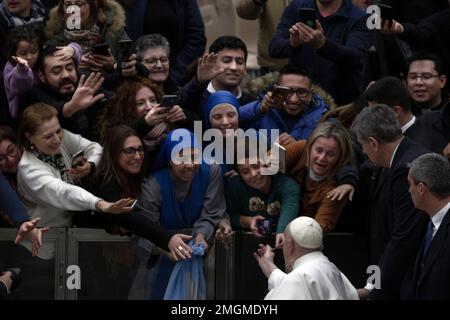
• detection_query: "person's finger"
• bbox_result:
[78,74,86,87]
[349,189,354,202]
[170,251,178,262]
[338,191,344,201]
[252,252,261,261]
[315,20,323,32]
[91,93,106,105]
[41,227,50,234]
[92,76,105,93]
[176,247,187,260]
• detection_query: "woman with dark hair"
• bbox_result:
[0,125,22,190]
[97,77,189,150]
[85,124,192,260]
[44,0,129,73]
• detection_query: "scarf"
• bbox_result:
[32,148,72,184]
[64,23,100,55]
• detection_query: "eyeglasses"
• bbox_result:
[63,1,88,10]
[122,146,144,157]
[0,144,19,165]
[286,88,311,99]
[142,57,170,67]
[407,73,440,81]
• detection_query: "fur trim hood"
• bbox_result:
[45,0,126,39]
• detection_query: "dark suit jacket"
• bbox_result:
[405,110,449,154]
[369,137,429,300]
[403,208,450,300]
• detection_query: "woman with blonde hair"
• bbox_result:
[285,121,355,233]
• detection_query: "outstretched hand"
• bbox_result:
[253,244,277,279]
[326,183,355,201]
[97,198,134,214]
[15,218,50,257]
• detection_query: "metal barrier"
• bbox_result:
[0,228,368,300]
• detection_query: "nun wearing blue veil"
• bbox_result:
[137,128,227,299]
[203,90,240,178]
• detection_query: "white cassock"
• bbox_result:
[264,251,359,300]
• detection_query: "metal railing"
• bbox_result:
[0,228,368,300]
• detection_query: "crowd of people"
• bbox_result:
[0,0,449,300]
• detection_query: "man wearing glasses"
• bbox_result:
[240,64,330,146]
[405,53,448,114]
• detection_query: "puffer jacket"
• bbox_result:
[44,0,128,59]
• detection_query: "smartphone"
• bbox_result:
[272,142,287,174]
[118,39,133,68]
[271,84,291,109]
[158,94,178,113]
[71,150,85,167]
[256,219,273,236]
[92,43,110,56]
[298,8,316,29]
[378,4,394,28]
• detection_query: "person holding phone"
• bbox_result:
[16,103,134,260]
[44,0,130,73]
[269,0,372,105]
[225,138,300,248]
[97,78,189,148]
[240,64,330,145]
[121,0,206,86]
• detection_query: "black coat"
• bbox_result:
[400,9,450,88]
[405,110,449,154]
[369,137,429,300]
[402,208,450,300]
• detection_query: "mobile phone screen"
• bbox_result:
[71,150,85,167]
[257,219,273,235]
[299,8,316,29]
[160,95,178,108]
[92,43,110,56]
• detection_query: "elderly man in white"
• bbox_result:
[254,216,359,300]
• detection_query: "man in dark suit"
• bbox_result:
[403,153,450,299]
[364,76,449,155]
[352,105,429,299]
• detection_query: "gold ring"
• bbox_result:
[178,246,183,251]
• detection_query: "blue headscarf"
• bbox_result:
[151,129,201,171]
[204,91,240,128]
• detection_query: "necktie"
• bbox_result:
[422,220,434,258]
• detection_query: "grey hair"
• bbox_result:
[351,104,402,144]
[136,33,170,61]
[408,153,450,199]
